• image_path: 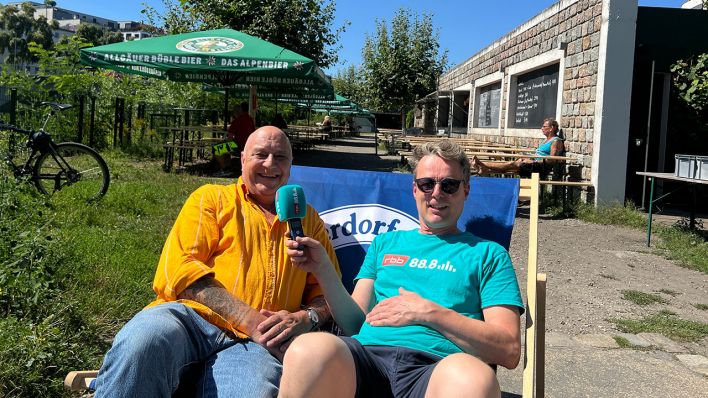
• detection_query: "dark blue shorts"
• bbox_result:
[340,336,442,398]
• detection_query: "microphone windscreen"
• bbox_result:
[275,184,307,220]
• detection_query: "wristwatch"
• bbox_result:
[306,307,320,331]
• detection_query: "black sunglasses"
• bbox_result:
[414,177,464,195]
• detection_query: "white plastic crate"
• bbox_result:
[674,154,696,179]
[697,156,708,181]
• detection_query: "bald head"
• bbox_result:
[243,126,292,158]
[241,126,293,204]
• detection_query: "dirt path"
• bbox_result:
[509,216,708,355]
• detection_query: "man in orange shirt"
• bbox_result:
[94,126,340,397]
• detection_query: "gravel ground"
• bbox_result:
[509,215,708,356]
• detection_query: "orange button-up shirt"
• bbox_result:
[147,179,340,337]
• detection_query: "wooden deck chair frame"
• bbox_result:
[65,173,546,398]
[520,173,546,398]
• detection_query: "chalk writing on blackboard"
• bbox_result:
[475,82,501,128]
[511,63,559,128]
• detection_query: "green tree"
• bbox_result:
[333,65,365,105]
[0,3,55,65]
[74,23,123,46]
[141,0,203,35]
[671,53,708,116]
[361,8,447,112]
[142,0,347,68]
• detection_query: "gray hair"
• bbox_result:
[410,139,471,182]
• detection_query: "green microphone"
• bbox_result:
[275,184,307,250]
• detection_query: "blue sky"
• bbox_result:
[3,0,688,74]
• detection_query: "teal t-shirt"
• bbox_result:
[352,229,524,359]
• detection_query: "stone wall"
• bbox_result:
[433,0,604,181]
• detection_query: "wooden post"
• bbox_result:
[89,96,96,147]
[77,95,85,143]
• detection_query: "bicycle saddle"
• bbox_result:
[41,102,73,111]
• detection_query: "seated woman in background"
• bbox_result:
[472,117,565,178]
[321,115,332,137]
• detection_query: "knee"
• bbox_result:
[109,304,193,361]
[428,353,500,398]
[283,333,349,371]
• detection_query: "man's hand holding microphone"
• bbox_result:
[276,184,367,337]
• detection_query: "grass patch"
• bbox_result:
[613,335,651,350]
[610,310,708,342]
[622,290,668,306]
[695,304,708,311]
[658,289,679,297]
[541,204,566,218]
[575,201,647,229]
[613,335,631,348]
[654,226,708,274]
[574,201,707,275]
[0,150,218,396]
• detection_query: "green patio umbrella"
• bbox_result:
[81,28,334,127]
[80,28,332,90]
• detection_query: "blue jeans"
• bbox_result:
[94,302,282,397]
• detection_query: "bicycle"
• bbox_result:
[0,102,110,201]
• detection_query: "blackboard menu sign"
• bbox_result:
[475,82,501,128]
[511,63,559,128]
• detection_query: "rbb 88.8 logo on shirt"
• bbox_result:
[383,255,457,273]
[408,257,456,272]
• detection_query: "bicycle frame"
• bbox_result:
[2,102,110,200]
[2,104,64,175]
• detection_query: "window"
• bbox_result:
[474,82,502,128]
[503,48,566,137]
[509,63,559,128]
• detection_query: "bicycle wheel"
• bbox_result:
[33,142,110,201]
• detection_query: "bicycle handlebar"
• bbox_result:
[0,120,34,136]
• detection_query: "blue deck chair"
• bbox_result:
[65,167,546,398]
[289,166,545,397]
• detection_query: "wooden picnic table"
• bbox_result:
[463,146,535,153]
[400,136,514,151]
[284,127,330,150]
[463,151,574,161]
[160,126,226,171]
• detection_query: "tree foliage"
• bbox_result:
[141,0,347,68]
[361,8,447,112]
[333,65,366,106]
[74,24,123,46]
[0,3,55,65]
[141,0,203,35]
[671,53,708,116]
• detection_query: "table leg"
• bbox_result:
[647,177,655,247]
[690,184,697,230]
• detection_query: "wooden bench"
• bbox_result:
[163,139,222,171]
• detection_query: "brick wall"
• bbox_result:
[432,0,604,181]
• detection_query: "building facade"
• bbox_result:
[420,0,708,205]
[10,1,153,39]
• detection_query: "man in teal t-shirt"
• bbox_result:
[352,228,523,360]
[280,140,524,398]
